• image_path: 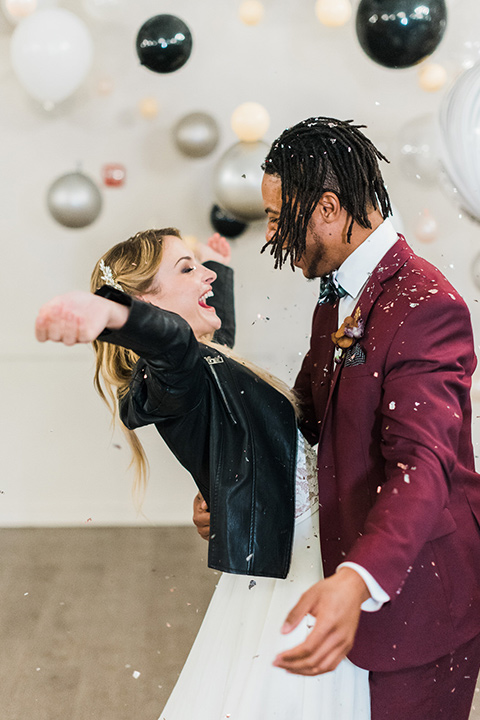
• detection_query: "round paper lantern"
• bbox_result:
[47,171,102,228]
[356,0,447,68]
[139,96,159,119]
[210,204,248,238]
[10,8,93,106]
[315,0,352,27]
[173,112,220,157]
[397,113,441,186]
[418,62,448,92]
[136,14,193,74]
[414,209,438,242]
[439,61,480,223]
[238,0,264,25]
[214,140,269,221]
[231,102,270,142]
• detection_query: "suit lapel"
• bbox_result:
[318,236,413,440]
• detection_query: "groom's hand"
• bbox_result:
[273,568,370,675]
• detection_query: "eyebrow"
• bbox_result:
[174,255,193,267]
[264,207,279,215]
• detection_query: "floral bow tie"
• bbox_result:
[318,273,348,305]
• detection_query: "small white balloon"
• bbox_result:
[315,0,352,27]
[10,8,93,105]
[418,63,448,92]
[238,0,264,25]
[231,102,270,143]
[414,209,438,243]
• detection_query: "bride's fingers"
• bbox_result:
[35,313,49,342]
[61,312,81,346]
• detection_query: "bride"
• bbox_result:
[35,227,370,720]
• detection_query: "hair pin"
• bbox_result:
[99,259,123,291]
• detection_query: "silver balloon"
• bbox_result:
[47,171,103,228]
[213,140,269,221]
[173,111,220,158]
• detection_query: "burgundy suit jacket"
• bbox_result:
[294,237,480,671]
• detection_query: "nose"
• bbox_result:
[202,264,217,284]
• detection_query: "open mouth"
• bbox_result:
[198,290,214,309]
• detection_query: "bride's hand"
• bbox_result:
[35,291,129,345]
[195,233,232,266]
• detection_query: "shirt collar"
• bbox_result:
[336,218,399,301]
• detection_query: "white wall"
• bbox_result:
[1,0,479,526]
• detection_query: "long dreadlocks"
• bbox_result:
[262,117,392,269]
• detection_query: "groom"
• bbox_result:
[195,116,480,718]
[261,117,480,719]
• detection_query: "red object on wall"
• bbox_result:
[102,163,126,187]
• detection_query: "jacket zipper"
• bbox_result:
[204,356,238,425]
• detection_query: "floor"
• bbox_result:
[0,527,217,720]
[0,526,478,720]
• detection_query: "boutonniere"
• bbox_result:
[331,307,366,367]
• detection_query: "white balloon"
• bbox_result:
[439,61,480,222]
[10,8,93,105]
[397,113,441,186]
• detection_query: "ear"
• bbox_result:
[317,191,342,223]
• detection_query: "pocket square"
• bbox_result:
[344,343,366,367]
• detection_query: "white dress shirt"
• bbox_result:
[331,218,399,612]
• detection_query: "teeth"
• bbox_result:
[200,290,214,302]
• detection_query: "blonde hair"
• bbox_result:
[91,227,298,507]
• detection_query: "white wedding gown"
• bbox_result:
[159,433,371,720]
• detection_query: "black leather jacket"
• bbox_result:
[96,282,297,579]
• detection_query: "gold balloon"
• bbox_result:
[139,96,159,119]
[238,0,264,25]
[315,0,352,27]
[418,63,448,92]
[231,101,270,143]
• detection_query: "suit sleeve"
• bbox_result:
[96,287,206,429]
[204,261,235,349]
[345,291,477,598]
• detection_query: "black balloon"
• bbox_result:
[136,14,193,74]
[210,204,248,239]
[356,0,447,69]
